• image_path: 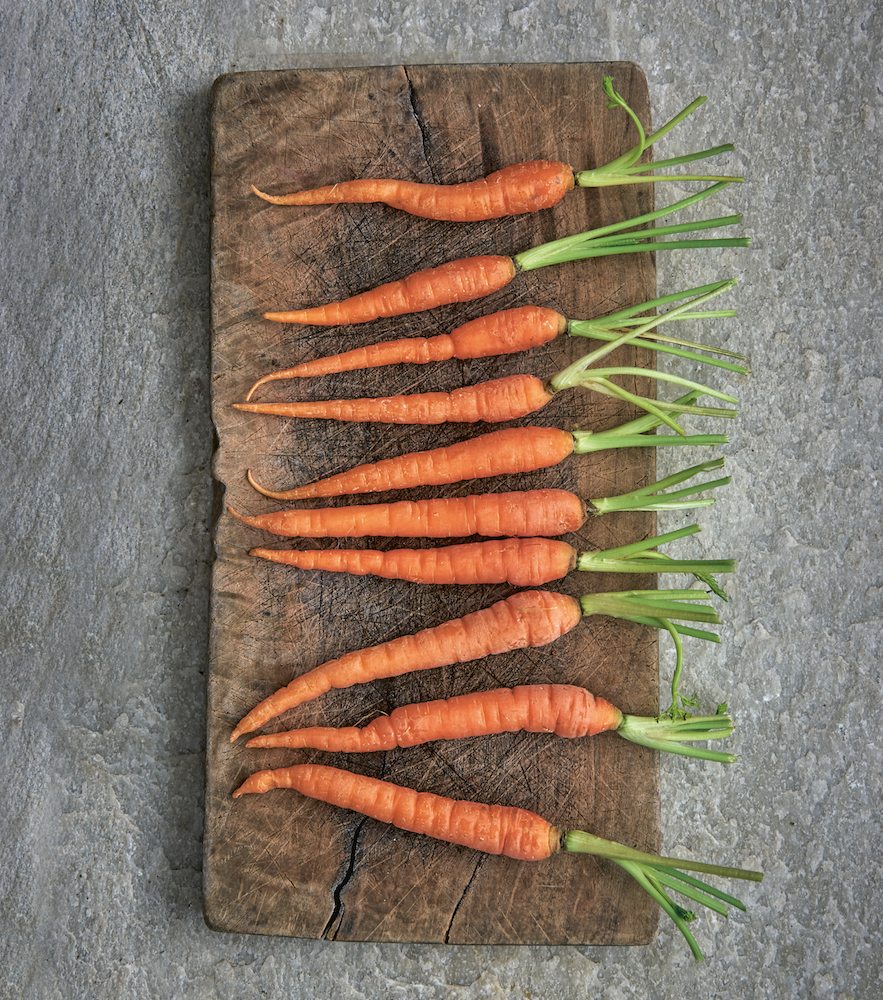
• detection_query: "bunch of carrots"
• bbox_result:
[226,76,761,958]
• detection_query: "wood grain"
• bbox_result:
[205,63,660,944]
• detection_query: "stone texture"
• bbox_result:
[0,1,879,997]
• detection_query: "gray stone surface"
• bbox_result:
[0,1,880,997]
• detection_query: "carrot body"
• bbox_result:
[235,374,553,425]
[228,489,586,539]
[247,307,565,392]
[248,426,575,501]
[246,684,623,751]
[230,590,582,740]
[232,762,559,861]
[253,161,575,221]
[250,537,576,585]
[263,256,516,326]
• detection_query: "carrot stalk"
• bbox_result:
[249,523,735,590]
[252,77,739,221]
[513,183,745,274]
[246,392,728,501]
[232,762,762,959]
[589,458,730,514]
[263,184,747,326]
[244,683,737,763]
[229,587,720,740]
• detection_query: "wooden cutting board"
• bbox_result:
[205,62,660,945]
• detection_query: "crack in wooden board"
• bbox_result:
[205,62,660,944]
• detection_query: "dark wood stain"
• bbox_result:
[206,63,660,945]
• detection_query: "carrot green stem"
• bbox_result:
[514,183,748,272]
[561,280,746,381]
[617,708,737,763]
[579,588,720,628]
[572,390,728,453]
[580,588,721,689]
[574,77,742,189]
[568,279,748,375]
[562,828,762,960]
[576,524,736,584]
[589,458,731,514]
[552,364,739,435]
[563,830,762,884]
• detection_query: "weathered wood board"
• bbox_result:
[205,63,660,944]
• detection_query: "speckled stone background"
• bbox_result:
[1,2,880,997]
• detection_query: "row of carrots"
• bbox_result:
[226,76,762,958]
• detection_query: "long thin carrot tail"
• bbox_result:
[563,829,762,961]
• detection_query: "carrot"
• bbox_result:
[245,281,746,399]
[245,683,737,763]
[232,762,762,959]
[245,392,729,501]
[229,586,721,741]
[248,524,736,592]
[262,183,748,326]
[252,77,741,222]
[235,374,555,425]
[235,286,740,432]
[246,306,566,396]
[228,459,731,539]
[254,161,575,220]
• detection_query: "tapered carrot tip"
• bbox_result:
[226,505,262,531]
[231,770,272,796]
[251,184,282,204]
[244,735,275,748]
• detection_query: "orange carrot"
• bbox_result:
[239,284,742,428]
[229,587,720,741]
[246,395,728,501]
[234,357,737,429]
[245,683,737,762]
[246,306,565,397]
[235,374,555,425]
[228,459,731,539]
[248,426,576,501]
[263,255,516,326]
[230,589,582,740]
[232,762,762,959]
[245,282,746,399]
[262,184,746,326]
[247,526,736,588]
[251,537,576,586]
[254,160,575,220]
[252,77,740,222]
